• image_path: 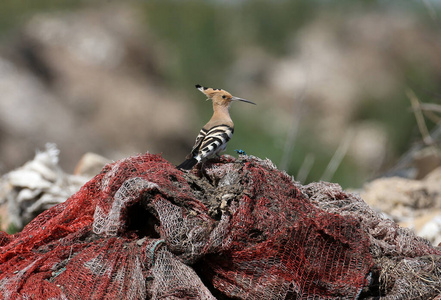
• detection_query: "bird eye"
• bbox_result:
[222,95,226,99]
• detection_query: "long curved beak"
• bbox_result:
[231,96,256,105]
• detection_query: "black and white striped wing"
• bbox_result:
[197,125,234,159]
[186,128,208,159]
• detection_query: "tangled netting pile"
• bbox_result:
[1,153,440,299]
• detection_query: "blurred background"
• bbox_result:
[1,0,441,189]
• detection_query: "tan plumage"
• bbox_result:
[177,84,256,170]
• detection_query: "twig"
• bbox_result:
[407,89,434,145]
[420,103,441,114]
[420,102,441,123]
[422,109,441,124]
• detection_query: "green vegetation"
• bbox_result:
[139,1,441,187]
[0,0,440,188]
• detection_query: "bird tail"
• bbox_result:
[177,157,198,170]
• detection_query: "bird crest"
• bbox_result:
[195,84,256,106]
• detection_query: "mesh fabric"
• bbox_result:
[0,153,440,299]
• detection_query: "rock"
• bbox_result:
[74,152,111,178]
[0,144,94,231]
[361,167,441,245]
[418,214,441,246]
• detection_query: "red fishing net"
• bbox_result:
[0,153,440,299]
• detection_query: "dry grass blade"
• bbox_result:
[408,89,434,145]
[296,153,315,184]
[321,130,353,182]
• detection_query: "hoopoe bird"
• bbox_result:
[177,84,256,170]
